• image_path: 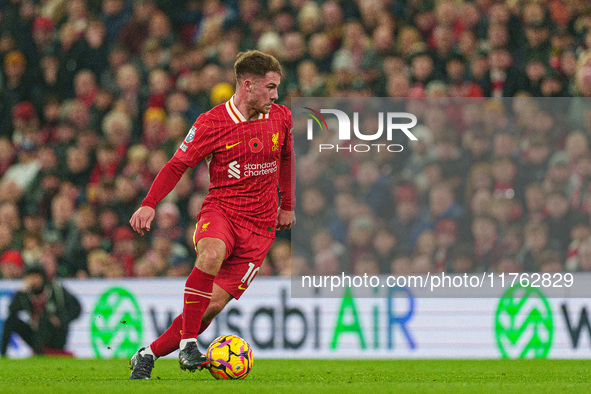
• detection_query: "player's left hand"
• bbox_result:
[276,208,295,231]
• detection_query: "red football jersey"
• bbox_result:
[174,96,294,238]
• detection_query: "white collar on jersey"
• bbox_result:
[225,95,270,123]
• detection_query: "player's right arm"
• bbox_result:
[130,156,189,235]
[130,116,215,235]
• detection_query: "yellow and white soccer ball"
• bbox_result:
[206,335,253,380]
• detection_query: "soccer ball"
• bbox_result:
[206,335,253,380]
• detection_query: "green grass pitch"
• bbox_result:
[0,358,589,393]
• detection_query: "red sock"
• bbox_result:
[151,314,183,357]
[150,315,214,357]
[181,267,215,339]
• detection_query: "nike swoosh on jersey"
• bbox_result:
[185,300,201,304]
[226,142,242,149]
[238,284,248,290]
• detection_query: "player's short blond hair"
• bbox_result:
[234,50,282,80]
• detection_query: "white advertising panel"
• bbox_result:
[1,277,591,359]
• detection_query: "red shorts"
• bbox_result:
[193,207,274,299]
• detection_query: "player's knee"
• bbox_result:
[196,248,223,272]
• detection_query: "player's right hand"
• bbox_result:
[130,206,155,236]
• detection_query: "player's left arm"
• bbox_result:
[277,110,296,231]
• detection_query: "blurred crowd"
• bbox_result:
[292,96,591,276]
[1,0,591,280]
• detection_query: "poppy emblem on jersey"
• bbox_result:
[249,138,263,153]
[272,133,279,151]
[200,222,210,233]
[185,126,196,143]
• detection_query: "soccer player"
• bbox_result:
[128,50,295,379]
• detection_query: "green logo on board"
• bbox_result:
[495,285,552,359]
[90,287,142,358]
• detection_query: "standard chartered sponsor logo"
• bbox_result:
[228,160,240,179]
[90,287,143,358]
[244,161,277,176]
[228,161,277,178]
[495,285,553,359]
